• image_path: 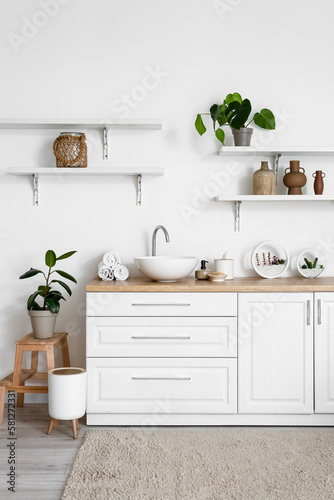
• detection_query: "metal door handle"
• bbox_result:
[132,303,191,307]
[318,299,322,325]
[307,300,311,325]
[132,377,191,381]
[131,336,191,340]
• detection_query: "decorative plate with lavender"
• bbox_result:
[297,248,325,279]
[252,241,289,279]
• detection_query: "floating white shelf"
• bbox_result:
[0,118,162,130]
[0,118,162,160]
[8,167,164,206]
[218,146,334,156]
[216,194,334,232]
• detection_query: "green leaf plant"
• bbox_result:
[195,92,276,145]
[19,250,77,314]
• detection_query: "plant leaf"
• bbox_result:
[210,104,221,129]
[54,270,77,283]
[232,92,242,103]
[215,128,225,145]
[226,98,252,129]
[195,114,206,136]
[56,250,77,261]
[45,250,56,268]
[50,279,72,296]
[27,291,42,310]
[45,298,60,314]
[253,108,276,130]
[38,285,51,297]
[47,290,65,300]
[19,268,43,280]
[217,105,227,126]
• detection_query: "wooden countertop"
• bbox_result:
[86,276,334,292]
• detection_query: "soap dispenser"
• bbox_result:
[195,260,210,280]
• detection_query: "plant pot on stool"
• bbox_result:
[47,367,86,439]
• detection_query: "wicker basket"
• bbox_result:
[53,132,87,168]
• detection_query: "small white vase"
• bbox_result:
[48,368,87,420]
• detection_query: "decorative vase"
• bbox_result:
[312,170,325,195]
[232,127,253,146]
[253,161,276,195]
[283,160,307,195]
[53,132,87,168]
[28,310,58,339]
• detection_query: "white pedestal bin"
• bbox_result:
[47,367,86,439]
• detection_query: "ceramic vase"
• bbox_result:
[312,170,325,195]
[253,161,276,195]
[28,310,58,339]
[283,160,307,195]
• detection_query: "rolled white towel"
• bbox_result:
[103,250,121,270]
[113,264,129,281]
[97,261,114,281]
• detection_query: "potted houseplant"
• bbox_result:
[19,249,77,339]
[195,92,276,146]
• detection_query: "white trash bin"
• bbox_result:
[47,367,86,438]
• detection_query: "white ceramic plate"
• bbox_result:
[251,241,289,279]
[297,247,325,279]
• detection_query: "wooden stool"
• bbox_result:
[0,332,70,424]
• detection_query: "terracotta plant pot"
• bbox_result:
[312,170,325,195]
[253,161,276,195]
[232,127,253,146]
[283,160,307,195]
[28,310,58,339]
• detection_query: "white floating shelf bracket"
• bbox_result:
[235,200,241,232]
[137,174,142,206]
[32,174,39,206]
[274,153,282,177]
[102,126,108,160]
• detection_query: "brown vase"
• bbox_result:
[312,170,325,195]
[283,160,307,195]
[253,161,276,195]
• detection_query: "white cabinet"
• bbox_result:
[315,293,334,413]
[238,293,313,414]
[86,292,238,423]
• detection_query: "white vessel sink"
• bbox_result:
[134,256,198,282]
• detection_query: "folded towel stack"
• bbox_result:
[97,250,129,281]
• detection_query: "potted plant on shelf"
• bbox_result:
[195,92,276,146]
[19,249,77,339]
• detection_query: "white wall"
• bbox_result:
[1,0,334,399]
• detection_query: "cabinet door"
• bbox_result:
[315,292,334,413]
[238,293,313,414]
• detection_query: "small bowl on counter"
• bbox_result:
[208,272,227,282]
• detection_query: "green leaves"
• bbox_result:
[195,114,206,136]
[224,92,242,105]
[56,250,77,261]
[20,249,77,313]
[54,270,77,283]
[253,108,276,130]
[215,128,225,145]
[19,268,44,280]
[226,98,252,130]
[45,250,56,268]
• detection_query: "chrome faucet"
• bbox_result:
[152,225,170,256]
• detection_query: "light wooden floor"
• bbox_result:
[0,404,88,500]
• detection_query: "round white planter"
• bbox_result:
[28,310,58,339]
[48,367,86,420]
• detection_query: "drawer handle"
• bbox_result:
[318,299,322,325]
[131,303,191,307]
[307,300,311,326]
[132,377,191,381]
[131,336,191,340]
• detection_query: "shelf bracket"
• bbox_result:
[273,153,282,178]
[103,126,108,160]
[32,174,39,206]
[235,200,241,232]
[137,174,142,206]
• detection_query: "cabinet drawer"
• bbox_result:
[86,292,237,317]
[87,358,237,414]
[86,317,237,357]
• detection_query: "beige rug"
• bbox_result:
[62,428,334,500]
